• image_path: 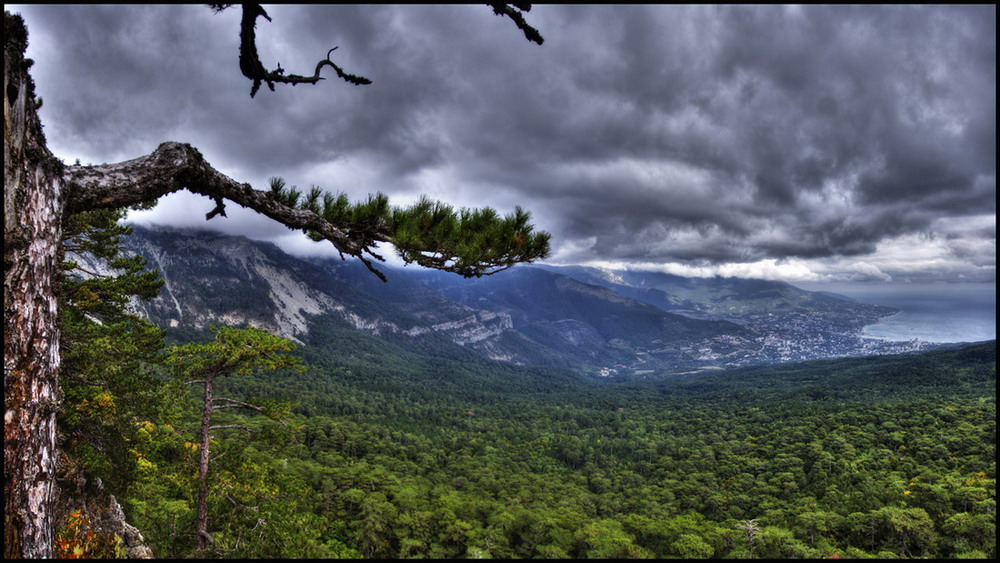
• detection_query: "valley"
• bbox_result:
[58,223,996,559]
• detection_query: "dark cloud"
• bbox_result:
[9,4,995,282]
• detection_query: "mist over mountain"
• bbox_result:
[534,265,860,318]
[113,226,932,376]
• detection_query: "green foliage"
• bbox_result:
[391,196,551,277]
[123,329,994,558]
[58,209,169,495]
[55,211,346,558]
[266,176,551,277]
[166,325,305,380]
[672,533,714,558]
[122,419,199,558]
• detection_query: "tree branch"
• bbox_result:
[198,529,214,547]
[236,3,371,98]
[487,3,544,45]
[213,4,541,97]
[210,397,265,413]
[62,141,550,282]
[63,141,391,279]
[209,424,253,432]
[205,196,227,220]
[64,262,111,280]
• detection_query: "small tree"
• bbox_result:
[166,326,305,553]
[737,518,761,559]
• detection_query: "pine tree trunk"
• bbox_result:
[196,377,215,553]
[4,12,67,559]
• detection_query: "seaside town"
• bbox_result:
[599,304,937,377]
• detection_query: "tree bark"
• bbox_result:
[195,376,215,553]
[4,12,66,559]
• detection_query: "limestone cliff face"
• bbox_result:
[407,311,513,344]
[120,226,531,361]
[124,228,337,341]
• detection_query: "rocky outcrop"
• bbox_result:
[104,496,154,559]
[54,457,153,559]
[407,311,514,345]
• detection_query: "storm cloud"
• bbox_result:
[10,4,996,283]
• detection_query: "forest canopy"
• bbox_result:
[120,316,996,558]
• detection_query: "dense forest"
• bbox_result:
[56,215,994,559]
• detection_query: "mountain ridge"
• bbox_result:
[114,225,928,375]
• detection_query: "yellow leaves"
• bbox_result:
[903,490,912,495]
[965,471,988,486]
[184,441,200,452]
[131,448,158,472]
[56,508,127,558]
[77,390,117,421]
[93,391,115,409]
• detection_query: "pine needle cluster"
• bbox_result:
[267,177,551,278]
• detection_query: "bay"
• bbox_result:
[812,283,995,343]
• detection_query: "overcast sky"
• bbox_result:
[11,4,996,285]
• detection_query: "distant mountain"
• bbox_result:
[535,265,887,319]
[405,267,748,370]
[534,264,914,365]
[109,227,748,372]
[106,226,917,376]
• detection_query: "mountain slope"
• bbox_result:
[536,264,917,364]
[537,265,894,319]
[409,267,749,370]
[115,226,926,375]
[116,227,752,372]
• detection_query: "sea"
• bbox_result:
[805,282,996,344]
